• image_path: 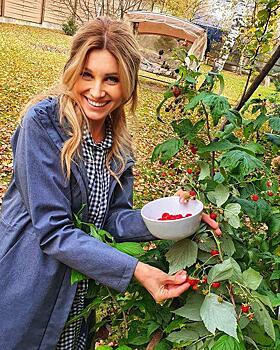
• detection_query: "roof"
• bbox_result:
[125,11,206,43]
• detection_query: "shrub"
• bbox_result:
[62,16,78,36]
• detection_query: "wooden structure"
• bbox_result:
[0,0,73,28]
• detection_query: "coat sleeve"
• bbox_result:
[13,109,138,293]
[103,166,156,242]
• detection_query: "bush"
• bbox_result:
[62,16,78,36]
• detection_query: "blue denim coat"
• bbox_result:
[0,98,154,350]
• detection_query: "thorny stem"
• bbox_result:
[106,287,129,338]
[211,231,223,262]
[227,282,236,312]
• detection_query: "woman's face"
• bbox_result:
[73,49,124,126]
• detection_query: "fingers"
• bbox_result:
[202,213,219,230]
[175,189,190,204]
[164,270,188,285]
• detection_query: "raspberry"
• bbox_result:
[161,172,167,177]
[192,284,199,291]
[201,276,208,283]
[172,86,181,97]
[241,304,250,313]
[210,249,219,256]
[210,212,217,220]
[185,213,192,217]
[161,212,170,220]
[211,282,221,288]
[187,168,193,174]
[267,190,274,196]
[251,194,259,201]
[187,277,200,286]
[189,190,196,197]
[190,145,198,154]
[266,181,273,187]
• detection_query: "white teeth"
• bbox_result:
[87,99,107,107]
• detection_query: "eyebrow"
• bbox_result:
[84,67,119,76]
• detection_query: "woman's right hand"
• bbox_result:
[133,262,190,303]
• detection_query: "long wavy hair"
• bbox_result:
[24,17,141,180]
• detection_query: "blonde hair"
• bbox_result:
[24,17,141,180]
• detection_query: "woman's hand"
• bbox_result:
[175,189,222,237]
[134,262,190,303]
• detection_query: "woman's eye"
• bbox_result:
[106,76,119,84]
[81,71,92,79]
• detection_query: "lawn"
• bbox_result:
[0,23,276,206]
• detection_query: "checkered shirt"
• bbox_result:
[56,124,113,350]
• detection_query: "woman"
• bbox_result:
[0,17,219,350]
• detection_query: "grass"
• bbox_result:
[0,23,276,206]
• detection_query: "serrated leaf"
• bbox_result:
[269,117,280,131]
[251,291,274,312]
[154,340,172,350]
[220,234,236,257]
[171,118,205,141]
[200,293,238,339]
[199,140,235,153]
[267,213,280,234]
[265,133,280,146]
[116,346,132,350]
[166,329,199,343]
[112,242,144,256]
[208,184,229,207]
[198,162,210,180]
[151,138,184,163]
[225,109,242,126]
[251,300,275,341]
[224,203,241,228]
[166,239,198,274]
[173,293,204,321]
[96,346,113,350]
[242,268,263,290]
[233,198,272,223]
[184,91,208,111]
[211,334,245,350]
[208,258,242,284]
[220,150,264,176]
[146,320,160,337]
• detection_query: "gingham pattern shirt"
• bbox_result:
[56,124,113,350]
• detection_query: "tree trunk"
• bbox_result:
[212,0,247,73]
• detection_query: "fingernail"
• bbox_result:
[183,199,188,204]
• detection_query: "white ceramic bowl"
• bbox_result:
[141,196,203,240]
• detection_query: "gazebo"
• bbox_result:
[125,11,208,68]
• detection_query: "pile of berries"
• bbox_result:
[158,212,192,221]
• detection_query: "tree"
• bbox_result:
[212,0,248,73]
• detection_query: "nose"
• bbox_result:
[89,82,106,99]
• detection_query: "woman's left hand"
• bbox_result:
[175,189,222,237]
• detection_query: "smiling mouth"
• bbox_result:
[86,97,109,107]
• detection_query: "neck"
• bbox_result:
[89,120,106,144]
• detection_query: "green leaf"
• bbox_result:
[198,162,210,180]
[146,320,160,337]
[154,340,172,350]
[208,258,242,284]
[166,239,198,274]
[211,334,245,350]
[207,184,229,207]
[242,268,263,290]
[233,198,272,223]
[251,291,274,312]
[269,117,280,131]
[251,300,275,341]
[151,138,184,163]
[253,113,269,131]
[270,270,280,281]
[224,203,241,229]
[220,234,236,257]
[116,346,132,350]
[199,140,235,153]
[265,133,280,146]
[173,293,204,321]
[166,329,199,343]
[96,346,112,350]
[200,293,238,339]
[171,118,205,141]
[184,91,208,111]
[71,269,87,285]
[267,213,280,234]
[225,109,242,126]
[112,242,144,256]
[202,93,231,125]
[219,150,264,176]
